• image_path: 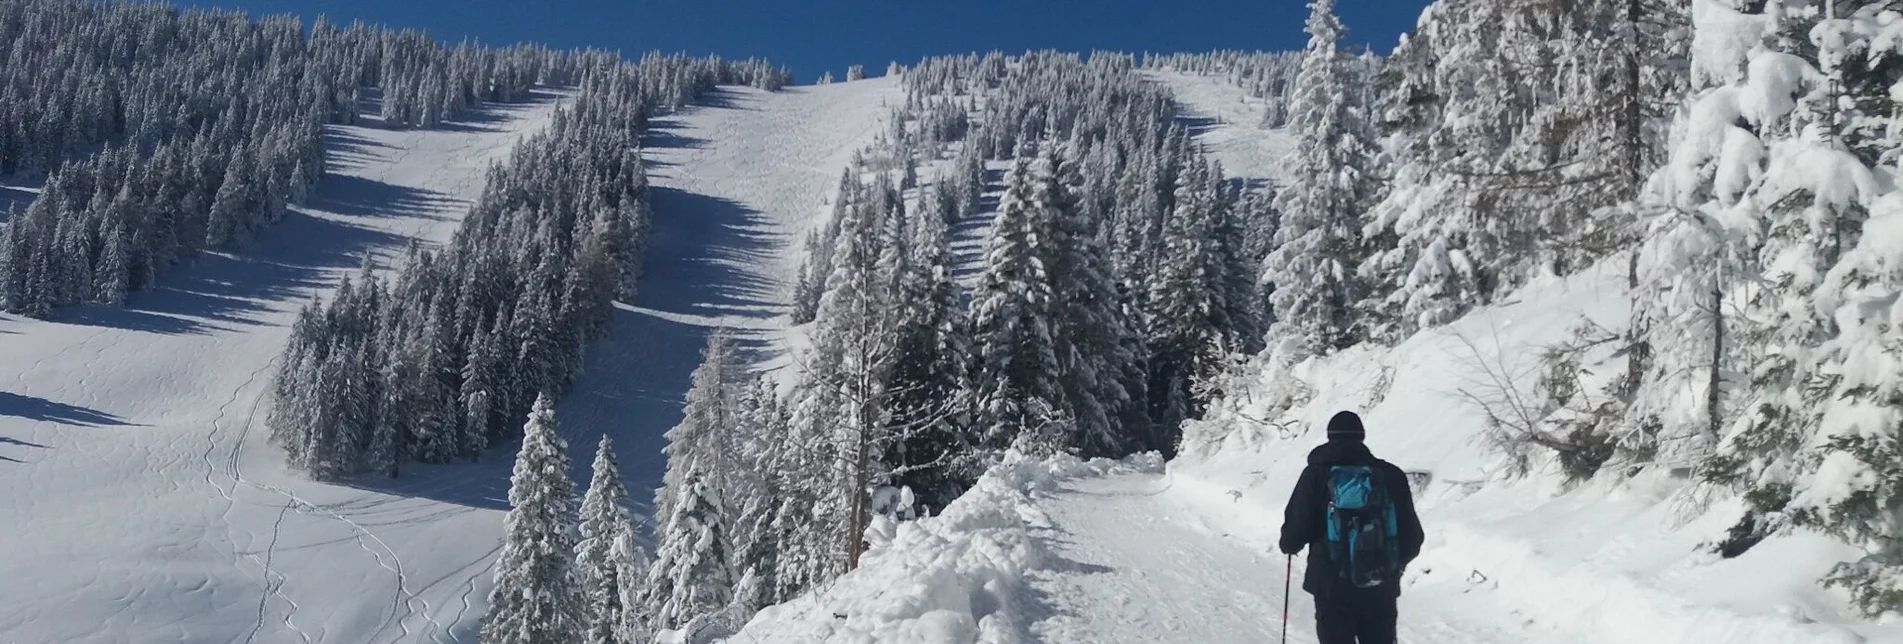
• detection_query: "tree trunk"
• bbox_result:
[1707,282,1724,443]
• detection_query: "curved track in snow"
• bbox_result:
[0,95,560,644]
[0,77,904,644]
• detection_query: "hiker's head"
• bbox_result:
[1326,411,1365,442]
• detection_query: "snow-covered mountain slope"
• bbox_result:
[1144,70,1295,191]
[559,77,903,517]
[0,76,905,644]
[0,94,562,644]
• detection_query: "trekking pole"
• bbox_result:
[1281,553,1293,644]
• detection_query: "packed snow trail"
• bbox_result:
[1026,471,1535,644]
[0,95,560,644]
[558,78,902,519]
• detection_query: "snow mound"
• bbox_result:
[721,454,1160,644]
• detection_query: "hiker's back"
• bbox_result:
[1278,411,1425,644]
[1322,462,1402,588]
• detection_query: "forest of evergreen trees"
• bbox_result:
[265,50,789,479]
[638,0,1903,628]
[0,0,787,318]
[612,50,1286,641]
[11,0,1903,636]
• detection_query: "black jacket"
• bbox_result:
[1278,439,1425,596]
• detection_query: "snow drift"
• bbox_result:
[721,454,1161,644]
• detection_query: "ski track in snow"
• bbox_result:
[0,78,904,643]
[0,94,561,644]
[0,67,1325,644]
[1026,473,1544,644]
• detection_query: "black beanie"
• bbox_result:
[1327,411,1365,441]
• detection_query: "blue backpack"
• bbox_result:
[1324,465,1401,588]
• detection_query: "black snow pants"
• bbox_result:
[1313,584,1397,644]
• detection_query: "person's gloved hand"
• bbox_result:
[1279,542,1300,556]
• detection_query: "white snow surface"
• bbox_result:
[0,93,563,644]
[542,77,901,520]
[1143,70,1296,191]
[0,77,902,644]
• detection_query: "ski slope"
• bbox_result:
[0,75,905,644]
[0,94,563,644]
[1144,70,1295,191]
[558,76,903,520]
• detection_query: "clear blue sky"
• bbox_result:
[170,0,1432,83]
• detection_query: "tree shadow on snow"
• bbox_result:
[1015,522,1120,630]
[0,392,131,427]
[435,96,552,134]
[51,179,427,335]
[0,434,46,463]
[1176,114,1221,138]
[642,118,710,151]
[637,186,785,318]
[321,128,395,173]
[335,454,515,513]
[316,174,460,222]
[691,88,752,111]
[352,184,783,527]
[1230,176,1273,193]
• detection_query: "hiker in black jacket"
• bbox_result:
[1279,411,1425,644]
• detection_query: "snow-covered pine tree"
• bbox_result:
[1262,0,1377,358]
[1656,0,1903,613]
[807,172,904,570]
[481,394,584,644]
[656,330,739,525]
[577,436,642,644]
[1041,143,1147,456]
[1147,158,1228,441]
[642,457,734,633]
[791,170,857,324]
[1359,0,1688,343]
[881,187,975,512]
[970,156,1067,454]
